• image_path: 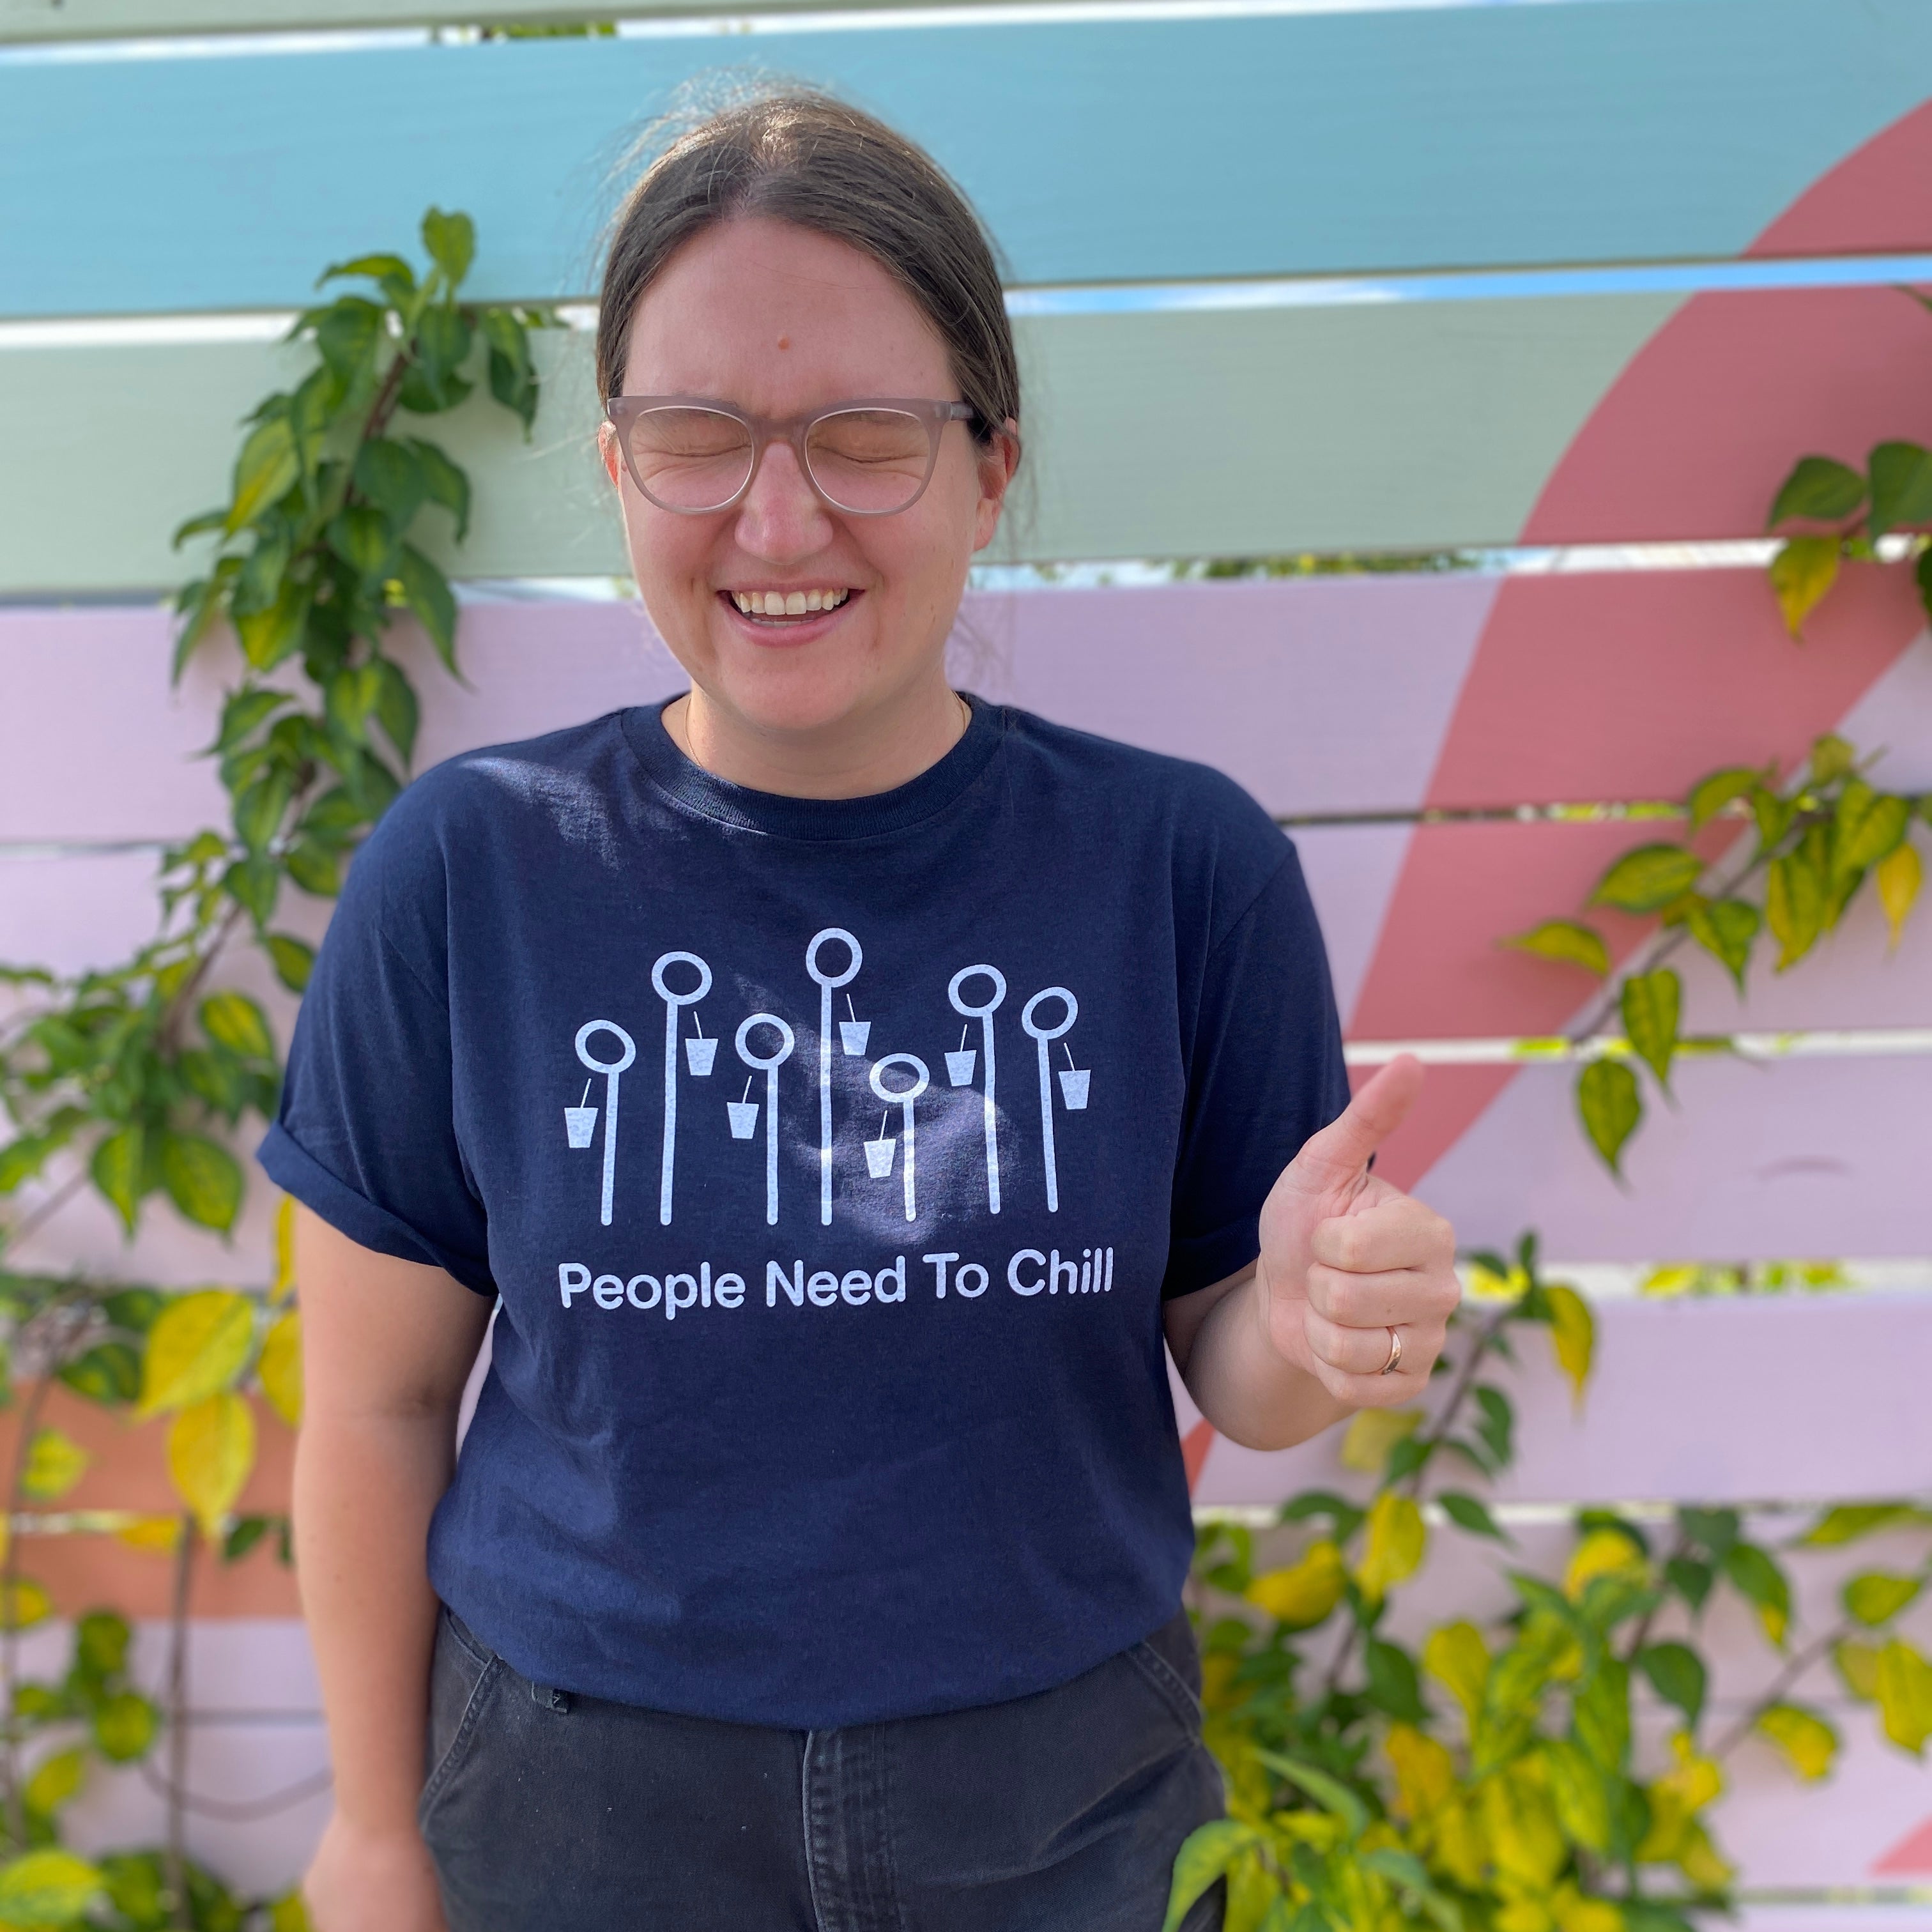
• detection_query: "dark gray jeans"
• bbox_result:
[419,1604,1227,1931]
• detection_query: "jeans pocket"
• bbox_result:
[420,1605,505,1823]
[1123,1622,1206,1738]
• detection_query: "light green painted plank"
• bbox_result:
[0,295,1675,592]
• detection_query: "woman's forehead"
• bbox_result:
[622,215,951,402]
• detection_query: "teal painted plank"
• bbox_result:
[0,293,1675,590]
[1,0,1929,315]
[0,0,908,36]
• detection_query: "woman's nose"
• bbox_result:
[734,437,834,560]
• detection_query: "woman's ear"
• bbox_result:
[970,420,1021,553]
[597,420,622,490]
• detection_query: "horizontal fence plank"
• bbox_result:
[0,296,1680,588]
[4,3,1931,312]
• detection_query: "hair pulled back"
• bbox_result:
[597,90,1020,456]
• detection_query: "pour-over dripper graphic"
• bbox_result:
[573,1020,637,1227]
[735,1013,795,1227]
[868,1054,930,1222]
[1021,986,1078,1214]
[947,964,1006,1214]
[651,951,712,1227]
[806,928,862,1226]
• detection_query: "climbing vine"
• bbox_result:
[0,210,546,1928]
[1167,1236,1932,1931]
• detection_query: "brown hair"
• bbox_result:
[595,89,1020,458]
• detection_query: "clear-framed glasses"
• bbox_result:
[603,395,976,517]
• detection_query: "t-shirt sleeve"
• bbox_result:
[1162,844,1351,1300]
[254,799,496,1297]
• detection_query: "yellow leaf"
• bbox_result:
[1423,1620,1491,1726]
[0,1579,50,1631]
[1432,1797,1488,1888]
[1677,1817,1735,1889]
[20,1428,89,1504]
[268,1889,314,1932]
[1769,535,1840,635]
[1543,1282,1593,1403]
[1200,1650,1240,1714]
[1338,1406,1422,1475]
[1835,1639,1881,1701]
[272,1194,298,1303]
[258,1310,302,1429]
[114,1515,183,1555]
[1564,1528,1648,1600]
[166,1392,256,1540]
[1756,1703,1837,1781]
[1481,1762,1566,1887]
[1876,1638,1932,1754]
[1462,1261,1529,1301]
[1640,1264,1702,1298]
[138,1289,255,1418]
[1384,1722,1455,1817]
[1354,1492,1427,1602]
[1877,841,1922,949]
[0,1848,107,1927]
[1653,1730,1723,1813]
[22,1746,86,1818]
[1553,1884,1623,1932]
[1245,1540,1345,1630]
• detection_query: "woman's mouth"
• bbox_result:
[726,587,853,620]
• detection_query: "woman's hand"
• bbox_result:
[1255,1054,1460,1406]
[303,1813,448,1932]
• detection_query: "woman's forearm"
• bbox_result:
[295,1403,457,1834]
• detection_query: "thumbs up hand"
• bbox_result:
[1255,1055,1460,1407]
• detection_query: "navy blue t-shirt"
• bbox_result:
[258,694,1348,1727]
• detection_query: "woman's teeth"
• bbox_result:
[731,588,850,617]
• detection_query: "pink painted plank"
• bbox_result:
[1524,99,1932,547]
[0,576,1493,841]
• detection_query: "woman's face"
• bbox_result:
[602,215,1016,742]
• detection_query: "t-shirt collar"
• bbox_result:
[619,689,1003,841]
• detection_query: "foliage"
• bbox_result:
[1500,733,1927,1172]
[1172,1234,1932,1931]
[0,210,540,1929]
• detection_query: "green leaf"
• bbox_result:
[23,1745,86,1818]
[1770,535,1841,636]
[226,414,300,535]
[21,1429,88,1503]
[1878,842,1922,949]
[1876,1639,1932,1754]
[318,252,417,311]
[1687,765,1761,831]
[1810,733,1857,786]
[1867,440,1932,538]
[0,1848,107,1927]
[1767,845,1827,970]
[1161,1820,1260,1932]
[310,295,384,381]
[224,854,282,927]
[264,933,316,993]
[1438,1491,1508,1542]
[421,207,477,286]
[1542,1736,1611,1852]
[1802,1502,1932,1545]
[57,1341,142,1406]
[76,1609,130,1678]
[1590,844,1704,914]
[233,578,311,673]
[1252,1749,1370,1838]
[1619,966,1680,1088]
[1750,784,1793,852]
[1503,919,1609,976]
[1845,1571,1923,1627]
[409,437,472,541]
[200,991,275,1062]
[210,689,293,756]
[1725,1542,1793,1645]
[232,772,293,855]
[159,1132,243,1233]
[284,839,342,898]
[1637,1641,1707,1729]
[1685,896,1759,995]
[223,1514,272,1563]
[0,1131,66,1195]
[90,1126,146,1234]
[1572,1656,1630,1772]
[353,438,429,533]
[1665,1554,1714,1613]
[486,316,540,434]
[1835,784,1910,879]
[1576,1059,1641,1174]
[371,654,420,766]
[1365,1637,1429,1724]
[1767,454,1867,528]
[170,507,227,549]
[397,543,459,673]
[328,504,399,582]
[91,1690,158,1763]
[1473,1384,1514,1468]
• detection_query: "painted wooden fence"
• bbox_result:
[2,0,1930,1904]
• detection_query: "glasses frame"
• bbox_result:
[603,394,976,518]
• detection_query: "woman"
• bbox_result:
[270,92,1460,1932]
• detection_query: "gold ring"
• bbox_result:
[1379,1327,1403,1376]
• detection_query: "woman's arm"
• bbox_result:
[1164,1057,1460,1452]
[293,1205,493,1932]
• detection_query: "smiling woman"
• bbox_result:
[266,88,1459,1932]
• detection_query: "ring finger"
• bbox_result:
[1305,1309,1427,1378]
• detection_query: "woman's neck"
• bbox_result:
[663,677,971,800]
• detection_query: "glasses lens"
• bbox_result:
[804,410,934,513]
[624,408,755,511]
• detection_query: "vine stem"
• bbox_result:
[2,1172,88,1255]
[164,1512,195,1931]
[1706,1624,1841,1762]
